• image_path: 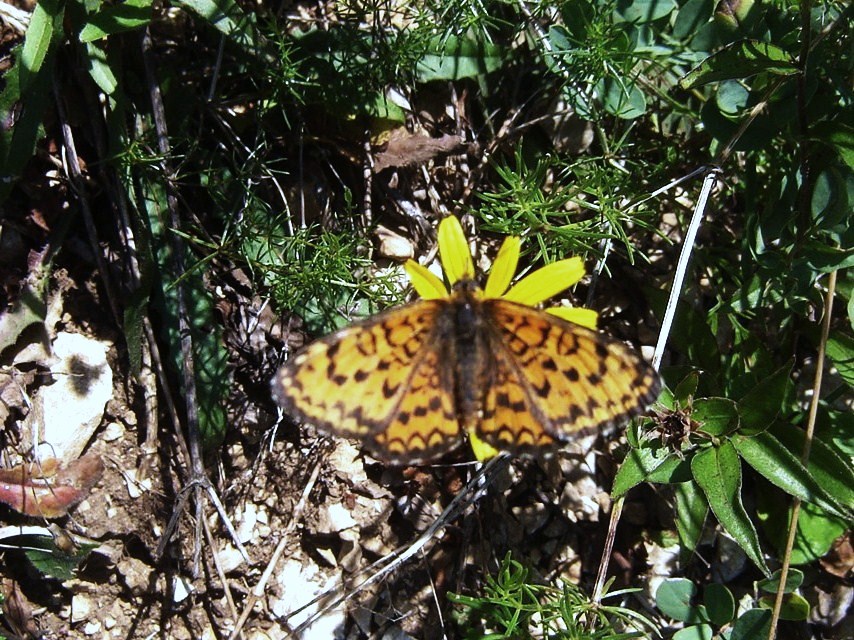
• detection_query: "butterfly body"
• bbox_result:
[273,279,660,464]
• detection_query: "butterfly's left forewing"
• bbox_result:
[272,300,463,463]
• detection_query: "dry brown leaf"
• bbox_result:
[373,132,467,172]
[0,451,104,518]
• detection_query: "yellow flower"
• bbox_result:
[402,216,599,462]
[404,216,597,327]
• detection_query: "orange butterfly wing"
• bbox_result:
[272,300,463,463]
[475,298,661,452]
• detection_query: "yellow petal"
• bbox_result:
[404,260,448,300]
[484,235,521,298]
[502,257,585,305]
[438,216,474,284]
[468,431,500,462]
[546,306,599,330]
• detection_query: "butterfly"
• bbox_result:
[272,278,661,464]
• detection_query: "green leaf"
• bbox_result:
[673,372,700,405]
[85,42,117,95]
[10,534,98,580]
[656,579,705,623]
[599,77,647,119]
[730,609,771,640]
[680,40,799,89]
[825,331,854,388]
[647,456,693,484]
[811,121,854,169]
[175,0,256,50]
[694,397,740,436]
[757,568,804,594]
[691,442,770,575]
[0,277,48,353]
[416,36,504,82]
[143,182,229,449]
[613,446,687,496]
[20,0,64,92]
[715,80,750,117]
[674,480,709,552]
[736,363,792,434]
[673,0,714,40]
[811,167,851,230]
[732,430,852,520]
[615,0,678,24]
[758,593,811,621]
[673,625,714,640]
[789,501,849,564]
[704,583,735,626]
[800,241,854,272]
[770,421,854,515]
[79,0,152,41]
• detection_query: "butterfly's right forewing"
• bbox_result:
[480,298,661,444]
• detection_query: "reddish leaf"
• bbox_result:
[0,452,104,518]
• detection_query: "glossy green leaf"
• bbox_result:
[680,40,798,89]
[736,363,792,434]
[11,534,98,580]
[770,421,854,513]
[811,167,851,229]
[811,121,854,169]
[674,480,709,552]
[692,443,770,575]
[732,431,852,520]
[789,501,849,565]
[758,593,810,621]
[673,372,700,405]
[647,456,693,484]
[175,0,256,50]
[20,0,64,91]
[715,80,750,117]
[704,583,735,626]
[694,397,739,436]
[757,568,804,594]
[416,36,504,82]
[615,0,678,24]
[673,624,714,640]
[673,0,714,40]
[800,241,854,272]
[825,331,854,388]
[656,579,705,623]
[613,447,665,496]
[613,445,689,496]
[85,43,117,96]
[79,0,152,41]
[0,46,52,201]
[730,609,771,640]
[600,77,647,119]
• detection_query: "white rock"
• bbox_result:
[272,559,345,639]
[71,593,93,622]
[172,575,192,602]
[101,422,124,442]
[217,544,245,573]
[237,503,258,543]
[326,503,358,532]
[83,620,101,635]
[39,332,113,462]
